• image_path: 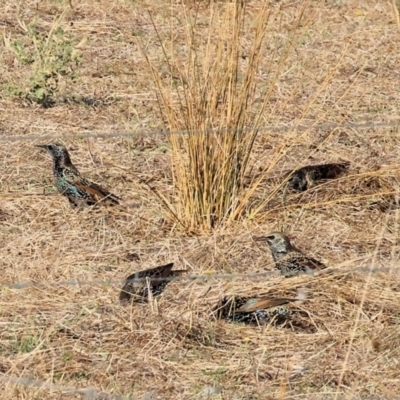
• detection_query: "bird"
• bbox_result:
[119,262,186,304]
[287,162,350,192]
[36,143,120,208]
[254,232,327,277]
[281,162,349,205]
[213,295,295,325]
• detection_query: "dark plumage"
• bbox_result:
[254,232,327,277]
[119,263,186,304]
[213,295,295,325]
[36,143,120,208]
[287,162,350,192]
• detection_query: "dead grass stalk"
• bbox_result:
[142,1,309,232]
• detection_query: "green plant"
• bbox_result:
[11,335,39,354]
[3,14,82,107]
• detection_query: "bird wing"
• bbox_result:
[123,263,175,285]
[74,179,120,204]
[147,263,176,279]
[324,162,350,179]
[119,270,155,303]
[59,167,119,204]
[148,264,185,286]
[119,263,179,303]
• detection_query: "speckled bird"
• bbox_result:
[254,232,327,277]
[119,263,186,304]
[213,295,295,325]
[287,162,350,192]
[36,143,120,208]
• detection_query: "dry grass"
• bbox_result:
[143,1,300,232]
[1,0,400,399]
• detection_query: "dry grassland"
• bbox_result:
[1,0,400,399]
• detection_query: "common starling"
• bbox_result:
[281,162,350,206]
[119,262,186,304]
[287,162,350,192]
[213,295,295,325]
[36,143,120,208]
[254,232,327,277]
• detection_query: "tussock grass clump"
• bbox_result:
[145,1,307,232]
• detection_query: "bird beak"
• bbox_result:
[253,236,268,242]
[35,144,49,149]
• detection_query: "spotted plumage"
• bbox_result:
[36,143,120,208]
[287,162,350,192]
[213,295,294,325]
[119,263,186,304]
[254,232,327,277]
